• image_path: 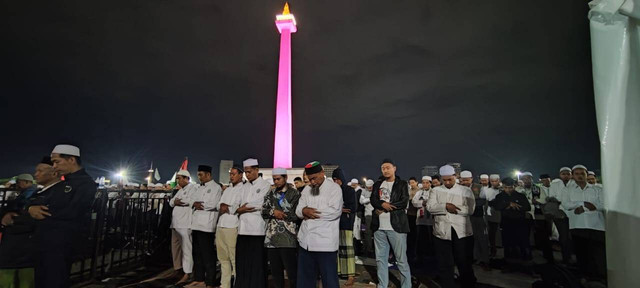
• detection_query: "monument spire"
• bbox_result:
[273,3,297,168]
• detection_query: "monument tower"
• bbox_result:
[273,3,297,168]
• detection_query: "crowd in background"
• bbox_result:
[0,149,607,288]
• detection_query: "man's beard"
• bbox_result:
[310,185,320,196]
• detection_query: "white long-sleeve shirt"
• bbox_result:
[296,179,343,252]
[427,183,475,240]
[562,183,605,231]
[412,188,433,225]
[217,182,243,228]
[170,183,197,229]
[190,180,222,232]
[238,177,271,235]
[359,189,374,216]
[548,179,573,200]
[479,186,500,216]
[412,188,428,208]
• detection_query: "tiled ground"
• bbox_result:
[83,250,544,287]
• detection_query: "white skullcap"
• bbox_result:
[365,179,374,187]
[460,170,472,178]
[455,178,460,183]
[267,178,274,185]
[588,171,595,176]
[522,172,533,177]
[177,170,191,178]
[418,183,423,189]
[489,174,500,180]
[243,158,259,167]
[559,167,571,173]
[51,144,80,157]
[439,165,455,176]
[350,178,359,184]
[572,164,587,171]
[480,174,489,179]
[422,176,432,181]
[272,167,287,175]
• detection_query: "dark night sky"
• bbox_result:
[1,0,600,182]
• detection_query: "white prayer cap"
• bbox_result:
[350,178,358,184]
[267,178,274,185]
[418,183,423,189]
[272,167,287,175]
[460,170,472,178]
[588,171,595,176]
[243,158,259,167]
[422,176,432,181]
[480,174,489,179]
[177,170,191,178]
[559,167,571,173]
[455,179,460,183]
[572,164,587,171]
[365,179,374,187]
[489,174,500,180]
[51,144,80,157]
[439,165,455,176]
[522,172,533,177]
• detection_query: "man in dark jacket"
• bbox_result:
[370,159,411,288]
[28,144,97,288]
[0,157,59,287]
[489,177,531,270]
[332,168,357,286]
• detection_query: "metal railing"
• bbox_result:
[0,187,176,284]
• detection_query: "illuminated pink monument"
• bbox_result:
[273,3,297,168]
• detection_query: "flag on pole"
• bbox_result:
[180,157,188,170]
[169,172,177,188]
[154,168,161,181]
[170,157,188,188]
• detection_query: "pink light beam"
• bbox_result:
[273,3,297,168]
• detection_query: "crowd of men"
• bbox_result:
[162,158,607,288]
[0,145,607,288]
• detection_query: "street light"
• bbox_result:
[115,169,127,178]
[114,169,127,186]
[514,170,522,180]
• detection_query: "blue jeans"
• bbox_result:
[374,230,411,288]
[296,247,339,288]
